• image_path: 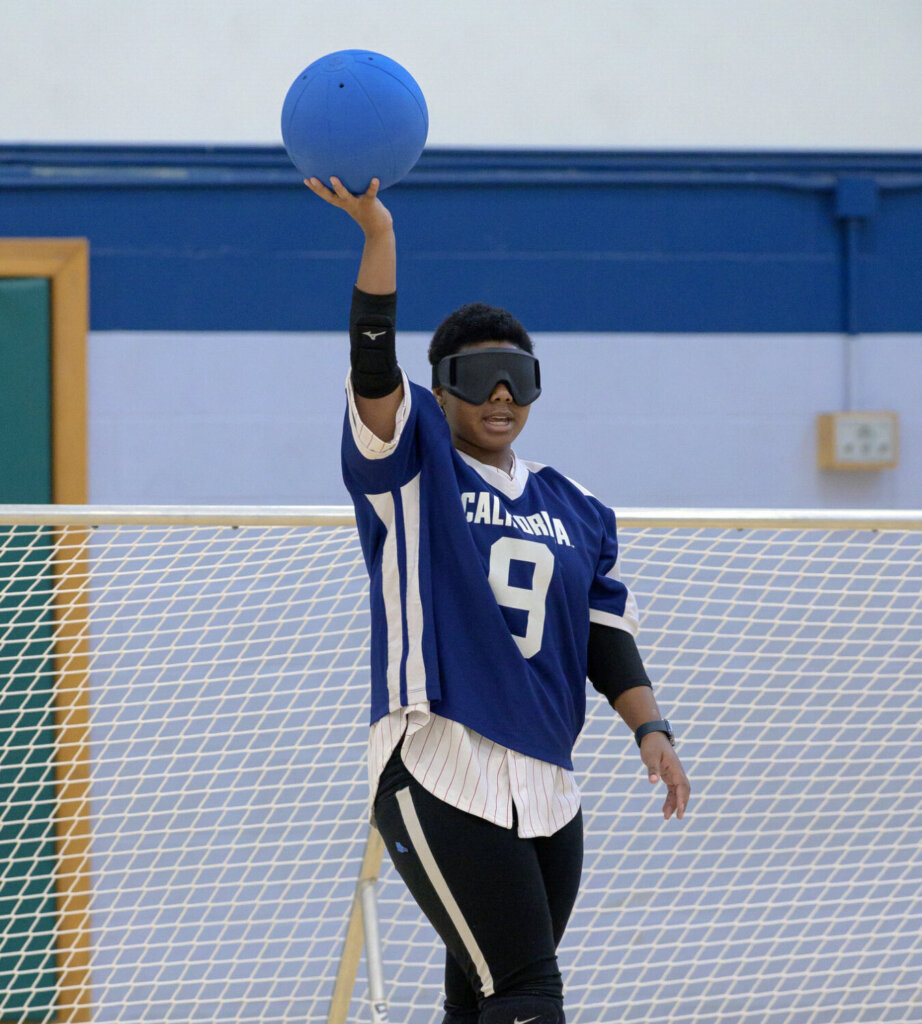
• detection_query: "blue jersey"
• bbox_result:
[342,377,637,770]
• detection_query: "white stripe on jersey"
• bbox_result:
[365,490,403,710]
[366,473,426,709]
[594,555,640,635]
[369,708,581,839]
[589,607,635,630]
[399,473,428,704]
[396,787,495,996]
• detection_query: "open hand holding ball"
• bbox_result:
[281,50,428,194]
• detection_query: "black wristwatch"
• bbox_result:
[634,719,674,747]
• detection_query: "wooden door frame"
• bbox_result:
[1,238,90,1023]
[0,238,88,503]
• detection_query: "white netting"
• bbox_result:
[0,511,920,1024]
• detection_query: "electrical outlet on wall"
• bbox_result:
[816,411,899,470]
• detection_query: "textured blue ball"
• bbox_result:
[281,50,428,194]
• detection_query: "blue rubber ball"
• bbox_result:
[281,49,428,194]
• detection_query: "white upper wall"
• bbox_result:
[3,0,921,149]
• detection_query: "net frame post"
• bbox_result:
[358,877,389,1023]
[326,826,386,1024]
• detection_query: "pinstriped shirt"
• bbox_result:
[349,375,582,837]
[369,705,582,839]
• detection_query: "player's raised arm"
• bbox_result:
[305,176,403,441]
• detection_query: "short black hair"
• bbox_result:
[428,303,534,367]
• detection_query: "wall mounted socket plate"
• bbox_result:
[817,411,899,470]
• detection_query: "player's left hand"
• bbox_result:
[640,733,690,821]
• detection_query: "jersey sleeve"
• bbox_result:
[587,501,641,636]
[341,368,423,495]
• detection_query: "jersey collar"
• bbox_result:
[456,448,530,500]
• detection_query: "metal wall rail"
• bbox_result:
[0,505,921,530]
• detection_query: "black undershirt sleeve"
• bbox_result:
[349,286,401,399]
[587,622,653,707]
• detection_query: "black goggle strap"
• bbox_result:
[432,349,541,405]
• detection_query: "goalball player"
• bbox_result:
[306,174,691,1024]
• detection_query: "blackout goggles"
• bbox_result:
[432,348,542,406]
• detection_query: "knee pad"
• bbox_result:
[479,993,564,1024]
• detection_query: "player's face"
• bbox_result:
[434,341,531,471]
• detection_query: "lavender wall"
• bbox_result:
[89,330,922,509]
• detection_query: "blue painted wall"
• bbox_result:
[2,146,922,333]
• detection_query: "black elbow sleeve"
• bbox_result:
[349,286,401,399]
[587,623,652,706]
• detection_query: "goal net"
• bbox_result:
[1,507,920,1024]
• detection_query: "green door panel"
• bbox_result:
[0,278,58,1021]
[0,279,52,503]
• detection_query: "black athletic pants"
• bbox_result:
[374,744,583,1022]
